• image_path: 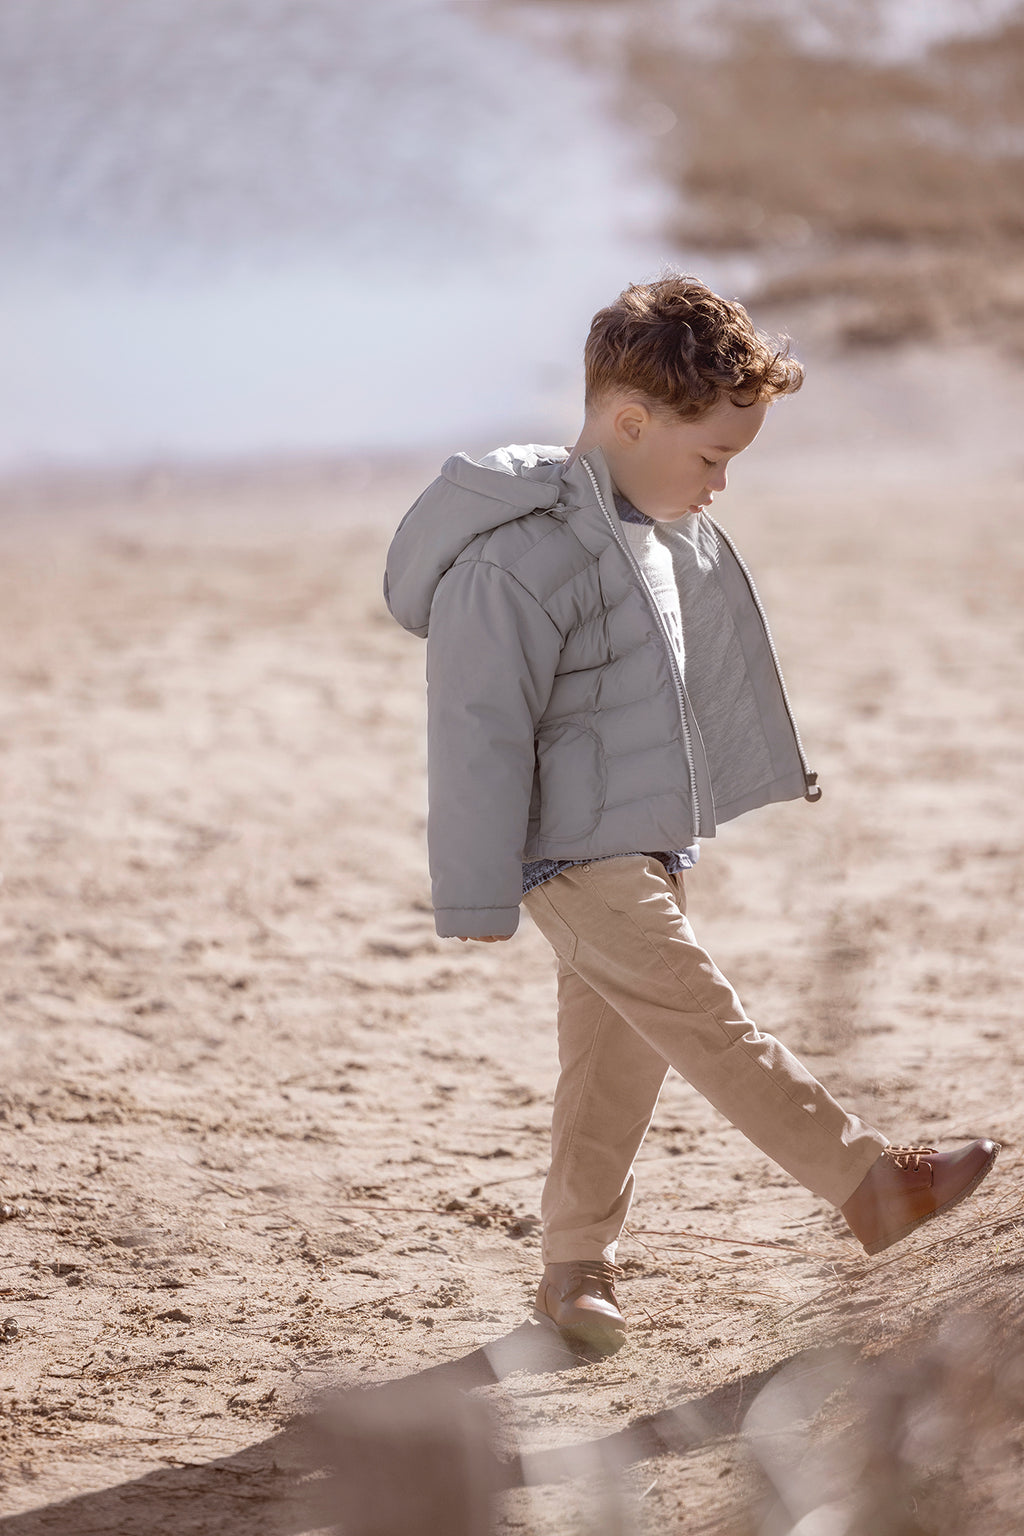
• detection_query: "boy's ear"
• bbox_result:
[612,400,650,446]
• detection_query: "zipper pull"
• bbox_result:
[804,771,823,803]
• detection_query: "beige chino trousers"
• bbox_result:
[521,854,888,1265]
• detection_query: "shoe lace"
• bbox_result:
[559,1260,624,1301]
[884,1143,938,1171]
[570,1260,624,1283]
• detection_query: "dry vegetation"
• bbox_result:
[507,0,1024,353]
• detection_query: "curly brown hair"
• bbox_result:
[584,272,804,419]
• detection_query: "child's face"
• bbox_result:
[603,392,770,523]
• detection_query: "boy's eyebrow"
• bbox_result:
[707,444,742,455]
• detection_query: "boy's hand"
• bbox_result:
[457,935,511,942]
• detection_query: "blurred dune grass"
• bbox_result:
[504,0,1024,353]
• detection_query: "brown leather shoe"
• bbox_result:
[533,1260,626,1355]
[841,1139,1000,1255]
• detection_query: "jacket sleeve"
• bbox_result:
[425,558,562,938]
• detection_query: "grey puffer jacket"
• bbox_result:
[383,443,820,939]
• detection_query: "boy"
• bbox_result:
[382,275,998,1356]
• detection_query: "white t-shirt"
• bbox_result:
[619,513,685,672]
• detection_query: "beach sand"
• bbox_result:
[2,332,1024,1532]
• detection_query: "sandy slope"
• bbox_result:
[1,338,1023,1533]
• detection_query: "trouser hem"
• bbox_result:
[825,1133,890,1208]
[542,1236,619,1265]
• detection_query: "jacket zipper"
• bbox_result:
[705,514,822,802]
[580,456,703,835]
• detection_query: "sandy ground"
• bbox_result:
[2,334,1024,1533]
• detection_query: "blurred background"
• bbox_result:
[3,0,1023,474]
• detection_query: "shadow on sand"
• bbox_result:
[0,1318,828,1535]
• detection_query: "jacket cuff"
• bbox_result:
[434,906,520,940]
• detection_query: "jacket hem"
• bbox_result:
[713,770,811,825]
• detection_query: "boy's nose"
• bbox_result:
[708,465,728,493]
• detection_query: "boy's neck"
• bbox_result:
[564,427,603,473]
[565,429,622,501]
[563,436,650,525]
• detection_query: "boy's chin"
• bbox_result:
[652,505,699,522]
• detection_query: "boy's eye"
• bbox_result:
[701,456,716,468]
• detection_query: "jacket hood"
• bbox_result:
[383,443,569,637]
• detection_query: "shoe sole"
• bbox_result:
[862,1142,1001,1256]
[531,1305,627,1357]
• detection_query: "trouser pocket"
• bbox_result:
[522,881,579,964]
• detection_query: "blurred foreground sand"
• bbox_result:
[1,335,1024,1532]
